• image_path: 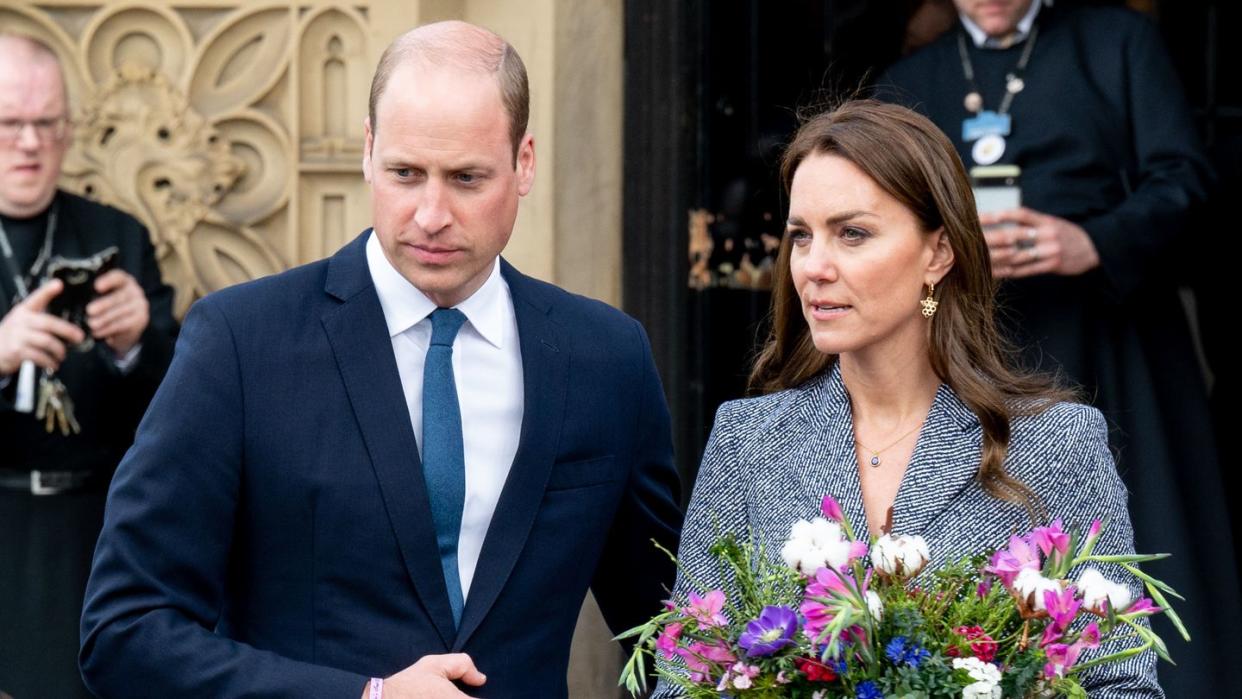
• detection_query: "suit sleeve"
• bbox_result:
[590,318,684,641]
[1079,15,1214,300]
[1051,408,1163,698]
[651,400,748,699]
[79,296,367,699]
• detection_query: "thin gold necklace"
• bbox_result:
[855,421,923,468]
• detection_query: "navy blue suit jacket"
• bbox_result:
[80,232,682,698]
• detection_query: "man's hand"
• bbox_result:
[87,269,149,357]
[360,654,487,699]
[981,207,1100,278]
[0,279,84,374]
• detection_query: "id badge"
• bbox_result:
[962,111,1012,142]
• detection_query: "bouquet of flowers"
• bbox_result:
[618,495,1186,698]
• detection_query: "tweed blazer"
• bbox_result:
[654,363,1160,698]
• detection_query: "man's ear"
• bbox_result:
[515,133,535,197]
[362,116,374,184]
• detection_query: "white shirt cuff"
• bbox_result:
[113,343,143,374]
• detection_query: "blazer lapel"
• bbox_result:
[790,365,868,533]
[454,260,569,650]
[319,231,458,647]
[889,383,982,537]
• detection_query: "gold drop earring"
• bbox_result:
[920,282,939,318]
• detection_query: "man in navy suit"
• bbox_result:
[80,21,682,699]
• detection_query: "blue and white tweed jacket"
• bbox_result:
[653,363,1160,698]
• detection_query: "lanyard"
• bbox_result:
[0,201,58,304]
[957,24,1040,117]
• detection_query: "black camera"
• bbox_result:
[45,246,118,351]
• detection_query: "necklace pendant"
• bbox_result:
[1006,75,1025,94]
[964,91,983,113]
[869,455,880,467]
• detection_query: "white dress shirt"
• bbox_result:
[960,0,1044,49]
[365,232,524,601]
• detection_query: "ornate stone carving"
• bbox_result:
[5,3,375,317]
[62,63,245,313]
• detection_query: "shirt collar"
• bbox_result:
[960,0,1044,49]
[364,230,509,349]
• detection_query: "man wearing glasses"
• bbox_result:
[0,32,177,699]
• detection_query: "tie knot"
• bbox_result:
[429,307,467,347]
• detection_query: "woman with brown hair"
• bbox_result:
[654,100,1159,696]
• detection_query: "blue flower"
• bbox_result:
[885,635,930,668]
[885,636,909,664]
[856,680,883,699]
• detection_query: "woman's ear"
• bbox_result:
[926,226,955,282]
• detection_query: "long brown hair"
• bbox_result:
[750,100,1074,519]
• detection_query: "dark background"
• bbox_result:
[623,0,1238,497]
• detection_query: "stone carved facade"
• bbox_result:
[3,2,374,316]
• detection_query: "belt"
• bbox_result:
[0,469,99,495]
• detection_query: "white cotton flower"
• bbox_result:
[812,692,827,699]
[866,590,884,621]
[781,517,854,575]
[871,533,931,578]
[1013,568,1061,611]
[1076,567,1134,613]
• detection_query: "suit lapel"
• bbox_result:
[890,383,982,536]
[319,231,457,647]
[454,260,569,650]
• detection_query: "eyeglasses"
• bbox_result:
[0,116,70,144]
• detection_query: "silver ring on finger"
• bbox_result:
[1015,227,1037,250]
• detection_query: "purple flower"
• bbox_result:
[739,605,798,657]
[821,495,845,522]
[684,589,729,628]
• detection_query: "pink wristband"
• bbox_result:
[369,677,383,699]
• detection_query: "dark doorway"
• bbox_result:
[623,0,1234,493]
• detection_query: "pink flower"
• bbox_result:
[656,622,684,659]
[1121,597,1160,616]
[1043,642,1084,679]
[976,578,992,599]
[677,640,735,683]
[1039,585,1082,647]
[1031,519,1071,566]
[1079,621,1101,647]
[800,598,832,641]
[1043,622,1101,679]
[821,495,845,522]
[685,590,729,628]
[985,535,1042,588]
[1082,519,1103,551]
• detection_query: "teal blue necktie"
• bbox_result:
[422,307,467,627]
